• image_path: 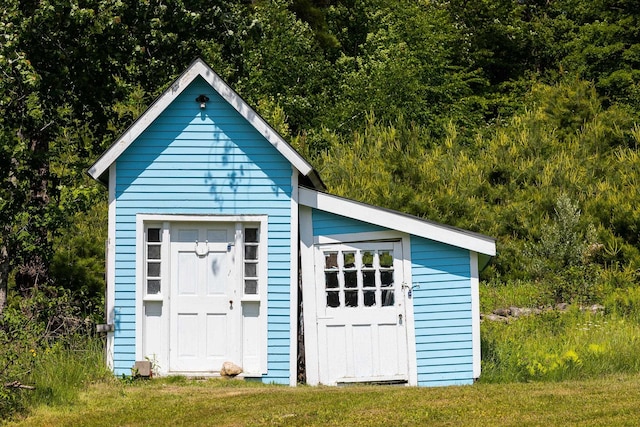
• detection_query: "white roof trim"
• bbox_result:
[298,187,496,256]
[88,58,316,184]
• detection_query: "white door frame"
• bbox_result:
[135,214,268,376]
[299,216,417,386]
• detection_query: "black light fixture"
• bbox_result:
[196,94,210,109]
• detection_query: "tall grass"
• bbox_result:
[1,334,111,419]
[480,279,553,312]
[480,284,640,383]
[28,336,111,407]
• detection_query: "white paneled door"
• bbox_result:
[169,224,241,373]
[316,241,409,384]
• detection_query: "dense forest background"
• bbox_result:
[1,0,639,329]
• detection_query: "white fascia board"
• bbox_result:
[88,58,314,183]
[106,164,117,370]
[298,187,496,256]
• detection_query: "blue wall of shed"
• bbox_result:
[311,210,386,235]
[113,77,293,383]
[410,236,473,386]
[310,209,475,387]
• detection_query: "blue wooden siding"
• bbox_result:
[113,77,292,383]
[311,209,475,387]
[411,236,473,386]
[312,209,385,236]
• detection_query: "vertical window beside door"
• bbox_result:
[243,227,259,295]
[146,227,162,295]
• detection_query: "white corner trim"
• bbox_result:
[88,58,313,182]
[470,251,481,380]
[289,168,299,386]
[106,164,117,370]
[400,235,418,387]
[134,216,145,362]
[299,187,496,256]
[299,205,319,385]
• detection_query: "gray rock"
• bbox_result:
[485,314,509,322]
[510,306,534,317]
[493,307,511,317]
[582,304,605,314]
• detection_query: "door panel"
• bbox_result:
[205,314,227,358]
[353,324,373,378]
[206,252,227,295]
[176,314,198,358]
[317,241,409,384]
[177,252,197,295]
[326,325,347,381]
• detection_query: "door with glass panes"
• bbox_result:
[315,241,408,384]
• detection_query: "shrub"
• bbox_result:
[604,286,640,321]
[0,289,110,418]
[526,195,601,303]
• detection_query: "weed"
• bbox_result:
[480,283,640,383]
[1,290,110,419]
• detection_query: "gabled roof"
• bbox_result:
[88,58,324,189]
[299,186,496,257]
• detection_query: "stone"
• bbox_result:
[583,304,605,314]
[509,306,523,317]
[493,307,511,317]
[484,314,509,322]
[220,361,243,377]
[133,360,152,377]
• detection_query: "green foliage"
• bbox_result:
[480,279,554,314]
[235,0,332,132]
[481,308,640,383]
[604,286,640,321]
[0,289,110,417]
[2,0,639,315]
[313,76,640,304]
[323,0,486,135]
[51,202,107,320]
[527,195,597,303]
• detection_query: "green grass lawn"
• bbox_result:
[6,374,640,426]
[6,283,640,425]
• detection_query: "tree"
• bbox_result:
[0,0,246,314]
[321,0,486,135]
[235,0,334,132]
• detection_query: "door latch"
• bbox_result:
[405,283,420,299]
